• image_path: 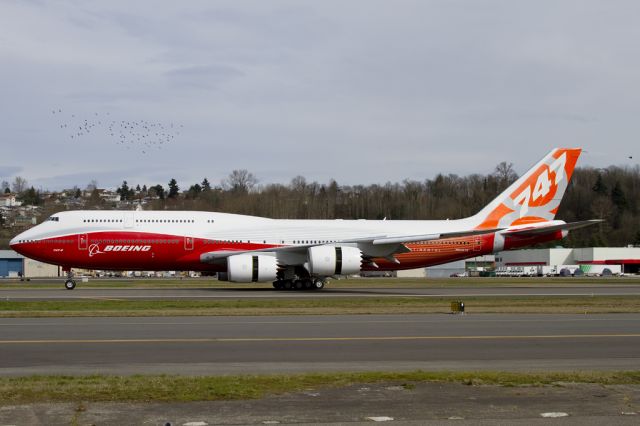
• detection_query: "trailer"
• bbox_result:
[578,264,622,276]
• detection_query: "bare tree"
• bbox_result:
[222,169,258,193]
[86,180,98,192]
[290,175,307,192]
[493,162,518,188]
[11,176,27,193]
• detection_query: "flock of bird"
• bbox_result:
[52,108,183,155]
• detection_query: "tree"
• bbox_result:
[1,181,9,193]
[187,183,202,199]
[11,176,27,194]
[74,187,81,199]
[20,186,41,206]
[202,178,212,191]
[116,181,132,201]
[290,176,307,191]
[86,180,98,192]
[611,181,627,211]
[149,184,165,200]
[168,179,180,198]
[592,173,608,196]
[223,169,257,193]
[493,161,518,188]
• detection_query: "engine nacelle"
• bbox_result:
[227,254,278,283]
[308,245,362,276]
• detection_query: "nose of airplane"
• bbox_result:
[10,232,26,253]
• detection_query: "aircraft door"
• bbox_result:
[124,212,134,228]
[78,233,88,250]
[185,236,194,251]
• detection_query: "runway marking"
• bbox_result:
[1,333,640,344]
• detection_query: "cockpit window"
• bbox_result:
[46,216,60,222]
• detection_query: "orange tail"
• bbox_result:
[473,148,581,229]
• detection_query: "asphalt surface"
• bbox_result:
[2,285,640,300]
[1,313,639,376]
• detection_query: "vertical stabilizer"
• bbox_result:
[473,148,581,229]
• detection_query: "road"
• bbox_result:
[1,313,638,376]
[2,285,640,300]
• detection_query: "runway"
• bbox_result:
[1,313,639,376]
[2,285,640,300]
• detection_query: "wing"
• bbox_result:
[199,227,504,263]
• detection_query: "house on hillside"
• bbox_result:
[0,194,22,207]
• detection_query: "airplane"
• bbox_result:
[10,148,601,290]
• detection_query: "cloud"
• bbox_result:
[1,0,639,191]
[0,166,23,178]
[165,65,244,90]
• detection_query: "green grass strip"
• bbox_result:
[2,371,640,404]
[1,296,639,317]
[3,276,640,289]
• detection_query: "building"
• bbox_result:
[0,250,24,277]
[396,268,427,278]
[425,255,496,278]
[0,194,22,207]
[497,247,640,274]
[0,250,62,278]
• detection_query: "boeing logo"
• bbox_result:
[88,244,151,256]
[105,245,152,253]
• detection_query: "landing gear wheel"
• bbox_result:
[273,281,282,290]
[294,280,304,290]
[283,280,293,290]
[64,280,76,290]
[313,279,325,290]
[303,279,313,290]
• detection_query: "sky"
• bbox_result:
[1,0,639,191]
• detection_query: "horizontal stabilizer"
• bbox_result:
[504,219,603,237]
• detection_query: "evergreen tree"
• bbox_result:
[592,173,608,196]
[150,184,165,200]
[187,183,202,199]
[611,181,627,211]
[117,181,131,200]
[202,178,211,191]
[168,179,179,198]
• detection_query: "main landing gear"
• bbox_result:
[272,278,326,291]
[63,269,76,290]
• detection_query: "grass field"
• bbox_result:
[2,276,640,289]
[2,370,640,404]
[1,295,639,317]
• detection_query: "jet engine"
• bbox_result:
[308,245,362,276]
[227,254,279,282]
